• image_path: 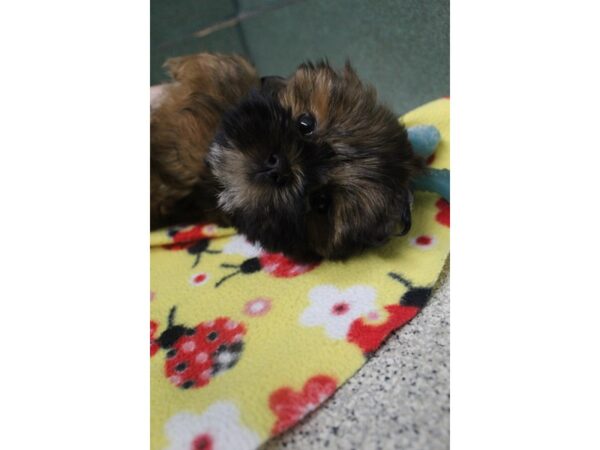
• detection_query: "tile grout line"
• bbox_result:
[194,0,306,38]
[231,0,254,62]
[155,0,306,53]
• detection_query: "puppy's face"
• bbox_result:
[207,62,423,261]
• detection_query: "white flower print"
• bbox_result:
[164,401,260,450]
[299,285,378,339]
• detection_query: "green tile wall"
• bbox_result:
[238,0,290,12]
[151,0,245,84]
[150,0,449,114]
[151,27,248,84]
[240,0,449,114]
[151,0,237,47]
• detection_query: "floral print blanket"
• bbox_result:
[150,98,450,450]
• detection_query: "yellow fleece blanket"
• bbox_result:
[150,98,450,450]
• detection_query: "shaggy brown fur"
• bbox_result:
[151,54,424,261]
[150,53,259,229]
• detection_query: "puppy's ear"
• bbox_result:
[260,76,286,97]
[163,54,202,82]
[163,53,257,85]
[397,206,412,236]
[396,190,414,236]
[343,60,360,82]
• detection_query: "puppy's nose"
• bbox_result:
[261,153,290,185]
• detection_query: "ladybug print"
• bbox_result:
[347,272,432,355]
[163,225,221,268]
[155,307,247,389]
[165,224,217,247]
[216,251,319,288]
[185,239,220,268]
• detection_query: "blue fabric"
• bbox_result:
[407,125,449,201]
[407,125,441,158]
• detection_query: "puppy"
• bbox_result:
[151,53,259,229]
[151,53,424,261]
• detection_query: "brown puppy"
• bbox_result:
[151,53,423,261]
[150,53,259,229]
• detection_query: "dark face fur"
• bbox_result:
[207,61,423,262]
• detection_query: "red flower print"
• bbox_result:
[269,375,337,435]
[150,320,159,357]
[347,272,433,355]
[435,198,450,227]
[347,304,420,354]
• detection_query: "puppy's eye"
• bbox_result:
[297,113,316,135]
[310,191,330,214]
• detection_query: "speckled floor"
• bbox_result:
[263,261,450,450]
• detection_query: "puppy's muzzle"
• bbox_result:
[255,153,291,186]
